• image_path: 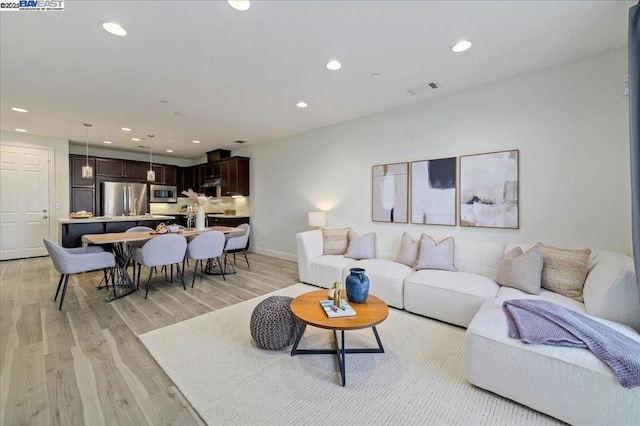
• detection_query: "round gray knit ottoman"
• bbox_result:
[250,296,303,350]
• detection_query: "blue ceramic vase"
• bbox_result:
[345,268,370,303]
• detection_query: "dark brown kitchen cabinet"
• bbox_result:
[71,155,95,187]
[124,161,149,180]
[96,158,124,178]
[71,188,95,213]
[152,165,177,185]
[219,157,249,196]
[178,167,195,193]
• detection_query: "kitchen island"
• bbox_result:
[58,215,176,248]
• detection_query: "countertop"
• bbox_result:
[166,212,250,219]
[58,215,176,224]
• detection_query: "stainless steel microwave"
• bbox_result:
[149,184,178,203]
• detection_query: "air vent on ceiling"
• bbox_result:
[235,140,246,144]
[406,80,441,95]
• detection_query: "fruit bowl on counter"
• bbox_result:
[69,210,93,219]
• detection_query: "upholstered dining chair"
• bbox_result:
[43,238,116,310]
[132,233,187,299]
[185,230,226,287]
[224,223,251,272]
[125,226,154,283]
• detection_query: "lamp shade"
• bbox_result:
[308,211,326,228]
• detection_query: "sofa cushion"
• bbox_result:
[464,298,640,426]
[496,286,586,313]
[455,240,504,279]
[343,259,414,309]
[495,246,543,294]
[537,243,591,302]
[309,255,356,288]
[322,228,350,255]
[582,250,640,332]
[345,230,375,260]
[404,270,499,327]
[394,232,419,267]
[415,235,457,272]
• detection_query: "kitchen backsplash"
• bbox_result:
[150,196,250,215]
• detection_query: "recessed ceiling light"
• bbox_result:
[15,128,27,132]
[296,101,308,108]
[192,140,200,144]
[103,140,112,144]
[102,22,127,37]
[166,149,174,153]
[11,107,28,113]
[227,0,250,11]
[451,40,473,53]
[121,127,131,131]
[132,137,140,141]
[326,60,342,71]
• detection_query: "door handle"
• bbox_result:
[43,215,48,219]
[43,209,48,212]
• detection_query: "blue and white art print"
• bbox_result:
[372,162,408,223]
[459,150,519,229]
[411,157,457,226]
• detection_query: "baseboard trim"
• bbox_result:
[250,247,298,262]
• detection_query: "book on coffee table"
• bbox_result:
[320,300,356,318]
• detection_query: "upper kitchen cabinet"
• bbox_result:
[177,167,194,193]
[151,164,177,185]
[219,157,249,196]
[95,158,148,180]
[71,155,95,187]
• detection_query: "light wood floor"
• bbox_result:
[0,252,299,425]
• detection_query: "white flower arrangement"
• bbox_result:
[181,189,222,206]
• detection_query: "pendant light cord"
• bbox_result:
[83,123,92,165]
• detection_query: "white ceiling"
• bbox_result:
[0,0,632,159]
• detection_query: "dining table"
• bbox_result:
[82,226,242,302]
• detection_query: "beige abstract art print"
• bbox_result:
[372,162,408,223]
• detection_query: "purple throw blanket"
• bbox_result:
[503,299,640,388]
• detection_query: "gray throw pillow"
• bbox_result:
[496,246,543,294]
[322,228,350,255]
[414,234,457,272]
[394,232,419,267]
[345,231,376,260]
[537,242,592,302]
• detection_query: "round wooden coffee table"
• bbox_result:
[290,289,389,386]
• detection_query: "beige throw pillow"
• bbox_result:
[394,232,419,267]
[496,246,543,294]
[537,242,592,302]
[322,228,350,255]
[345,230,376,260]
[414,234,457,272]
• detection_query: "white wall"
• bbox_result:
[235,48,632,259]
[68,143,194,167]
[0,130,70,243]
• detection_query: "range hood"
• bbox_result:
[201,178,221,188]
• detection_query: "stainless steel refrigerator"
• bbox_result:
[102,182,149,216]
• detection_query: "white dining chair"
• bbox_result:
[185,230,226,287]
[43,238,116,310]
[132,234,187,299]
[224,223,250,272]
[126,226,154,283]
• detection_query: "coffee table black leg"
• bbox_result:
[340,330,346,386]
[290,323,307,355]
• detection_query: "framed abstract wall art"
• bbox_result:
[372,162,408,223]
[411,157,457,225]
[459,150,519,228]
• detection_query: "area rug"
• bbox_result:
[139,284,561,425]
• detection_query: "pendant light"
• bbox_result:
[81,123,93,178]
[146,134,156,182]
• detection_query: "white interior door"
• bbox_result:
[0,144,50,260]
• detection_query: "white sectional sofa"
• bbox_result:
[295,229,640,425]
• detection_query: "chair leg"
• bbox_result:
[218,257,226,281]
[233,252,237,265]
[144,267,153,299]
[224,252,236,274]
[136,263,142,290]
[191,259,199,288]
[54,274,64,301]
[177,263,186,290]
[131,260,136,284]
[58,275,70,310]
[170,264,174,283]
[243,249,250,269]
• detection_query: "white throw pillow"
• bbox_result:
[345,230,376,260]
[414,234,457,272]
[394,232,419,267]
[322,228,350,255]
[496,246,543,294]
